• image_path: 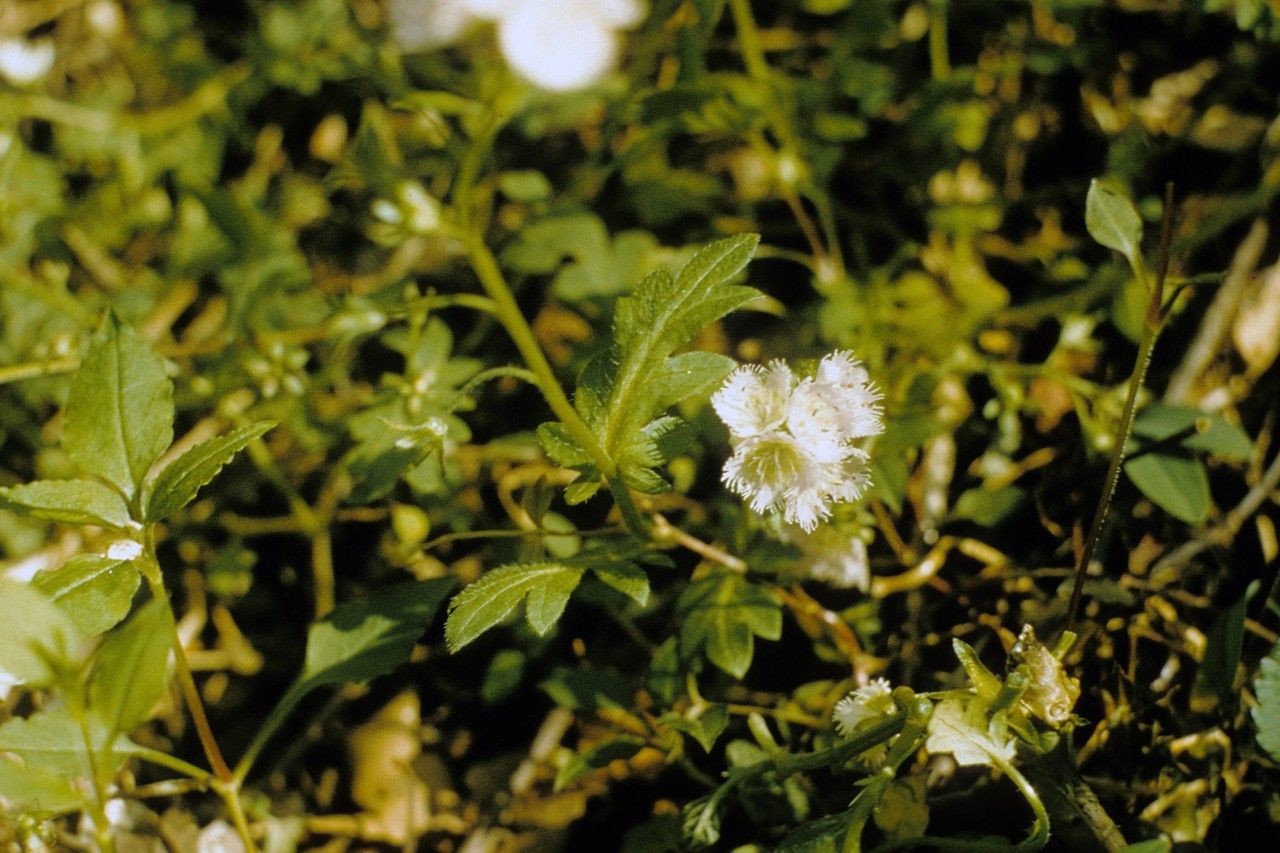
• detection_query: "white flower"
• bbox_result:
[833,678,894,737]
[712,351,883,532]
[0,38,55,86]
[392,0,646,91]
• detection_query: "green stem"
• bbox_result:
[928,1,952,81]
[0,355,79,385]
[465,238,650,537]
[728,0,771,83]
[233,683,305,784]
[134,746,214,784]
[1065,183,1175,631]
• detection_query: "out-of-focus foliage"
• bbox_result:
[1,0,1279,850]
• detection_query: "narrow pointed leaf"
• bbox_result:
[145,420,277,520]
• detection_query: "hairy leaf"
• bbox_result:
[62,316,173,499]
[564,234,760,494]
[924,696,1014,768]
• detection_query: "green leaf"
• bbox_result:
[663,704,729,753]
[1194,581,1259,711]
[524,567,583,636]
[591,561,651,606]
[1131,404,1253,461]
[777,810,853,852]
[0,709,141,815]
[1124,452,1210,524]
[89,600,173,736]
[249,580,454,772]
[32,554,141,637]
[1085,179,1143,266]
[648,351,737,408]
[676,571,782,678]
[555,735,646,791]
[570,234,760,493]
[480,649,527,704]
[950,486,1026,527]
[0,479,132,528]
[62,316,174,499]
[537,422,592,467]
[144,421,277,520]
[0,578,84,688]
[446,562,584,651]
[302,580,454,687]
[1252,637,1280,762]
[540,666,632,711]
[924,696,1014,768]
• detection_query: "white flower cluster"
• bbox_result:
[389,0,646,91]
[711,351,883,532]
[784,523,871,591]
[833,677,894,737]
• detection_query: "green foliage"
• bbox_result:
[0,579,84,688]
[547,234,760,495]
[0,479,132,528]
[676,571,782,678]
[88,600,174,738]
[61,317,173,500]
[1253,638,1280,762]
[145,420,277,520]
[446,562,583,651]
[32,555,141,637]
[1085,180,1144,268]
[0,710,141,815]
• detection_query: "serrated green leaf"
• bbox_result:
[555,735,646,791]
[1085,179,1143,266]
[537,421,592,467]
[649,351,736,408]
[0,579,84,688]
[144,421,277,520]
[524,567,583,636]
[1252,638,1280,762]
[0,709,141,816]
[32,555,140,637]
[0,479,132,528]
[445,563,584,651]
[1124,452,1210,524]
[565,480,603,504]
[62,316,174,499]
[568,234,759,495]
[676,571,781,678]
[89,600,173,736]
[592,561,650,605]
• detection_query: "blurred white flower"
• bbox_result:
[0,668,20,701]
[390,0,646,91]
[389,0,476,51]
[784,524,871,590]
[0,38,55,86]
[712,351,882,532]
[833,678,894,737]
